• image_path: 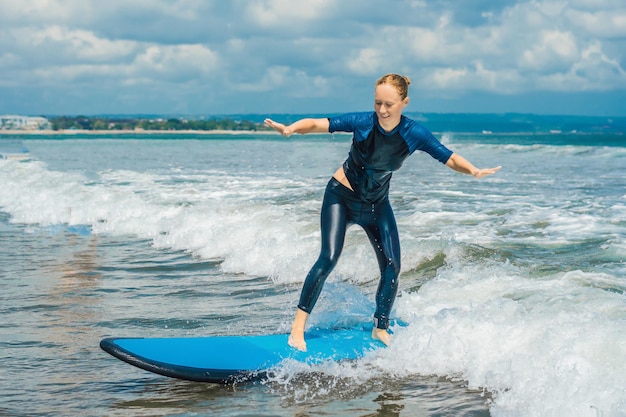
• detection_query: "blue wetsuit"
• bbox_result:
[297,112,453,329]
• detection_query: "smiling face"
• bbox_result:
[374,83,409,132]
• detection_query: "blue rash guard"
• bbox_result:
[329,112,453,203]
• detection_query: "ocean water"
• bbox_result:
[0,129,625,417]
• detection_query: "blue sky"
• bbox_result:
[1,0,625,116]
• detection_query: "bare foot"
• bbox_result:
[371,327,392,346]
[288,308,309,351]
[288,328,307,351]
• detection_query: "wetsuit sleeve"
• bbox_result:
[403,120,453,164]
[328,112,373,133]
[420,132,453,164]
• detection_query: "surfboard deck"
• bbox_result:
[100,326,384,383]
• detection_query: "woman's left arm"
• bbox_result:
[445,153,502,179]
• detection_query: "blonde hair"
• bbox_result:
[375,74,411,100]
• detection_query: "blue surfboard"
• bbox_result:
[100,326,384,383]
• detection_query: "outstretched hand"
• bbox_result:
[446,154,502,179]
[264,118,292,137]
[473,166,502,179]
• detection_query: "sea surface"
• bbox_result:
[1,120,625,416]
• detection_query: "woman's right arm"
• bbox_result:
[264,118,329,137]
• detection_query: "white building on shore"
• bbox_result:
[0,115,52,130]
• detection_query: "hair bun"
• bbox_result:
[375,73,411,99]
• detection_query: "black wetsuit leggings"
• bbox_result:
[297,178,401,329]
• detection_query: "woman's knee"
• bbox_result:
[379,253,401,278]
[390,256,401,277]
[317,248,341,271]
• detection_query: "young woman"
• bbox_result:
[264,74,501,351]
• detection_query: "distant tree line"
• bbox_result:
[50,116,268,131]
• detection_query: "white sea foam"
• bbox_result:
[1,137,625,416]
[378,266,626,417]
[0,157,376,283]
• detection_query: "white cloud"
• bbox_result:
[235,66,330,99]
[233,66,291,93]
[566,9,626,38]
[519,30,579,72]
[1,19,220,83]
[430,67,468,87]
[24,25,137,62]
[245,0,335,27]
[0,0,624,115]
[346,48,388,76]
[0,0,78,22]
[425,61,523,93]
[133,44,219,80]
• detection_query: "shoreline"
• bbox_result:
[0,129,272,135]
[1,129,622,137]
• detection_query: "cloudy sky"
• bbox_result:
[1,0,625,116]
